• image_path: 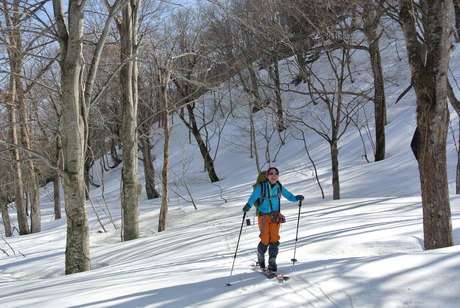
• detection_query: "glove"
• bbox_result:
[242,204,251,213]
[296,195,304,202]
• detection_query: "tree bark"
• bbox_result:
[446,80,460,194]
[1,198,12,237]
[363,4,386,161]
[457,124,460,194]
[7,89,29,235]
[54,129,62,219]
[118,0,141,241]
[398,0,454,249]
[330,139,340,200]
[2,0,30,235]
[180,104,220,183]
[139,125,160,199]
[454,0,460,41]
[53,0,90,274]
[271,55,286,132]
[158,71,171,232]
[53,172,62,220]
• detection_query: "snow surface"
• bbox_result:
[1,20,460,308]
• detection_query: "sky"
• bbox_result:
[1,15,460,308]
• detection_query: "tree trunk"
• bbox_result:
[54,134,62,219]
[3,2,29,235]
[118,0,141,241]
[53,0,90,274]
[249,101,261,173]
[158,84,170,232]
[458,123,460,194]
[110,137,122,168]
[7,89,29,235]
[16,76,41,233]
[139,125,160,199]
[272,56,285,132]
[184,104,220,182]
[53,172,62,220]
[454,0,460,41]
[1,198,12,237]
[363,5,386,161]
[398,0,454,249]
[330,139,340,200]
[247,63,264,113]
[416,81,453,248]
[84,156,94,200]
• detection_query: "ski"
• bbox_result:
[251,263,290,281]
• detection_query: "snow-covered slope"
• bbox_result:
[1,18,460,308]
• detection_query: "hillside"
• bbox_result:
[1,19,460,308]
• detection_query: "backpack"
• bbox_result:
[252,170,282,216]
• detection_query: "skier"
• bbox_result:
[242,167,304,272]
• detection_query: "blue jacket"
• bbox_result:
[246,181,297,214]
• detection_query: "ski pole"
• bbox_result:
[226,212,246,286]
[291,200,302,265]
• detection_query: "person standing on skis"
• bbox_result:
[242,167,304,272]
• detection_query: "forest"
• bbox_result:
[0,0,458,275]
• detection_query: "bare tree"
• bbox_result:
[52,0,90,273]
[170,9,222,183]
[446,79,460,194]
[0,0,51,234]
[138,58,161,200]
[398,0,454,249]
[52,0,127,274]
[2,86,31,238]
[361,1,387,161]
[0,159,14,237]
[115,0,141,241]
[157,56,173,232]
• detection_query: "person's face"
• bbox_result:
[267,169,279,184]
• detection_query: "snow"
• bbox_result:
[2,21,460,308]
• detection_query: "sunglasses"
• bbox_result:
[268,172,279,176]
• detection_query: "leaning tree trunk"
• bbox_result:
[398,0,453,249]
[118,0,141,241]
[184,104,220,183]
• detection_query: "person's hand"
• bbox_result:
[242,204,251,212]
[296,195,304,202]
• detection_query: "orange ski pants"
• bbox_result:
[258,214,281,246]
